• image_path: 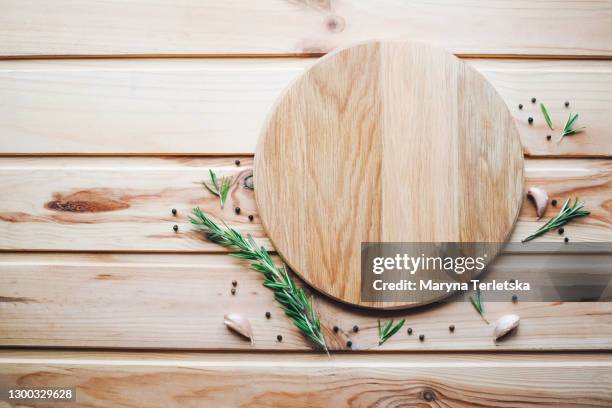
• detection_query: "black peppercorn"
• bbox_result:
[565,237,569,243]
[352,325,359,333]
[346,340,352,348]
[558,227,565,235]
[512,294,518,303]
[173,224,178,232]
[407,328,413,335]
[265,311,271,319]
[171,208,177,216]
[528,117,533,124]
[531,97,536,103]
[565,101,570,107]
[235,207,241,214]
[518,103,523,110]
[419,334,425,341]
[333,326,339,333]
[423,391,435,402]
[449,325,455,332]
[230,288,236,295]
[277,334,282,342]
[248,214,254,222]
[232,280,237,287]
[552,199,558,207]
[546,135,552,141]
[235,159,241,166]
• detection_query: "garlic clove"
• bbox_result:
[224,313,254,344]
[493,314,520,341]
[527,187,549,219]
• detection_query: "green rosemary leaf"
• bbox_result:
[540,103,554,130]
[522,197,590,242]
[230,253,256,260]
[563,127,586,137]
[566,113,579,130]
[263,282,286,290]
[191,208,328,352]
[469,295,479,312]
[202,180,218,197]
[558,113,585,143]
[286,310,302,320]
[220,176,231,209]
[384,319,405,339]
[202,169,233,209]
[383,319,394,335]
[469,288,489,324]
[251,263,269,272]
[209,169,219,191]
[378,319,406,345]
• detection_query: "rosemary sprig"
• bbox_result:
[521,198,590,243]
[190,208,328,352]
[377,319,405,345]
[540,103,554,130]
[203,169,232,209]
[558,113,585,143]
[469,288,489,324]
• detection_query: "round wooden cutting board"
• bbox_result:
[255,41,524,309]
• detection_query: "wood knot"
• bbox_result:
[46,190,129,213]
[0,296,36,303]
[243,174,254,190]
[325,15,345,32]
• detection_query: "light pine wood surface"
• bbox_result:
[0,2,611,403]
[255,41,524,308]
[0,252,611,351]
[1,351,611,408]
[1,157,607,252]
[0,59,610,156]
[1,0,612,57]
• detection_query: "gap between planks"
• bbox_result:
[3,54,612,61]
[1,350,612,368]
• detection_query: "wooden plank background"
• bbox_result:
[0,158,609,252]
[0,59,610,156]
[0,1,611,406]
[1,0,611,57]
[1,252,611,351]
[1,351,611,407]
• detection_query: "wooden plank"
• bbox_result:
[1,351,611,408]
[0,157,609,252]
[1,1,611,57]
[0,252,610,350]
[471,60,612,157]
[0,59,610,156]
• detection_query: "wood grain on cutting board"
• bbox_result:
[256,41,523,308]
